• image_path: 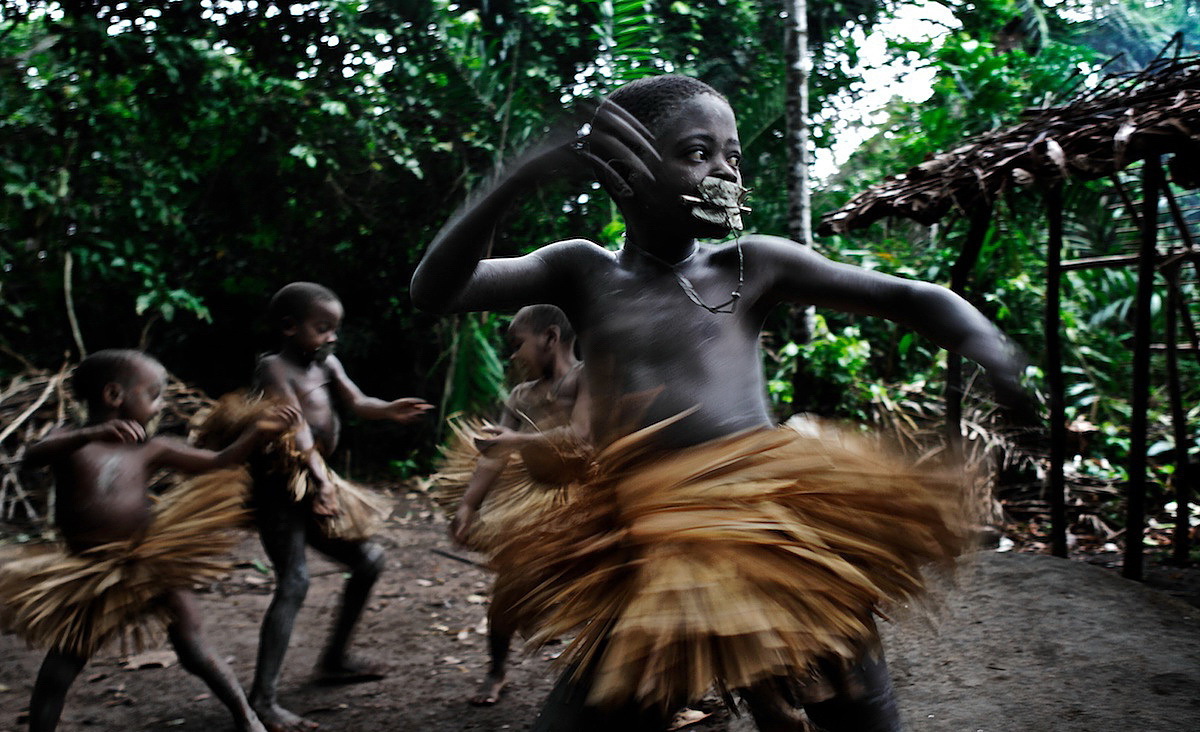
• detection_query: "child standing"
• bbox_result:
[412,75,1029,731]
[435,304,589,706]
[2,349,297,732]
[245,282,431,732]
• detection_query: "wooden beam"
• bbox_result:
[1125,156,1162,582]
[1164,266,1194,564]
[945,207,991,458]
[1046,183,1069,558]
[1061,249,1200,271]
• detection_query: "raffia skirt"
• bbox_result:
[431,418,579,553]
[490,415,972,711]
[195,392,392,541]
[0,470,248,658]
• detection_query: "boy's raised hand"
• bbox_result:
[91,418,146,444]
[383,397,434,424]
[509,99,660,199]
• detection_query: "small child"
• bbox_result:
[245,282,431,732]
[2,349,296,732]
[435,304,589,706]
[413,75,1030,731]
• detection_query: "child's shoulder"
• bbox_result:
[255,353,299,382]
[539,238,616,266]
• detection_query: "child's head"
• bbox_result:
[72,349,167,425]
[508,305,575,379]
[268,282,344,361]
[606,75,727,138]
[603,75,746,234]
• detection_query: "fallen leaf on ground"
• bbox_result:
[122,649,177,670]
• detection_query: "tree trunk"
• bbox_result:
[784,0,817,414]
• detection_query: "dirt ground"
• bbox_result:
[1,488,1198,732]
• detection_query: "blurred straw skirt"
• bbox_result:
[490,416,971,710]
[0,470,247,658]
[431,417,582,553]
[196,392,391,541]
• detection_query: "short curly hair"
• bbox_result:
[267,282,340,330]
[511,304,576,344]
[605,75,727,136]
[72,349,158,406]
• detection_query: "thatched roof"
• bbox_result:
[819,55,1200,235]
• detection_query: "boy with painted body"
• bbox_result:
[440,304,588,706]
[247,282,431,732]
[5,349,296,732]
[412,75,1027,731]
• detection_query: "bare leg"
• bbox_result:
[309,534,385,679]
[28,649,86,732]
[532,645,670,732]
[250,499,318,731]
[164,589,266,732]
[470,598,512,705]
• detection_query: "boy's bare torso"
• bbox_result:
[533,237,776,446]
[507,366,582,430]
[256,354,340,455]
[52,440,157,552]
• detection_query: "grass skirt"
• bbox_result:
[195,392,391,541]
[490,415,972,710]
[431,418,577,553]
[0,471,248,657]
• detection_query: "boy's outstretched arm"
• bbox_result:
[149,405,299,474]
[449,408,522,547]
[23,420,146,466]
[756,236,1028,396]
[324,356,433,423]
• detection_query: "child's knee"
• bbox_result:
[354,542,385,579]
[276,565,310,602]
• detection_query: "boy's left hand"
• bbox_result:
[474,425,522,457]
[256,404,302,436]
[383,397,434,423]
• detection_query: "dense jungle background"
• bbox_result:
[3,0,1200,553]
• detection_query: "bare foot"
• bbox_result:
[252,700,319,732]
[469,672,507,706]
[238,716,269,732]
[314,655,389,685]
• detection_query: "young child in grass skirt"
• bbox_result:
[1,349,297,732]
[413,74,1030,730]
[432,304,591,706]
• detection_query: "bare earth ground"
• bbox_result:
[1,488,1198,732]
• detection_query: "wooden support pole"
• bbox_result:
[1045,183,1068,558]
[1165,266,1193,564]
[945,208,992,457]
[1125,156,1162,582]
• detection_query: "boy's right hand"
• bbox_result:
[449,503,478,547]
[91,419,146,444]
[313,478,340,517]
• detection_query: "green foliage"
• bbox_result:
[440,313,509,420]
